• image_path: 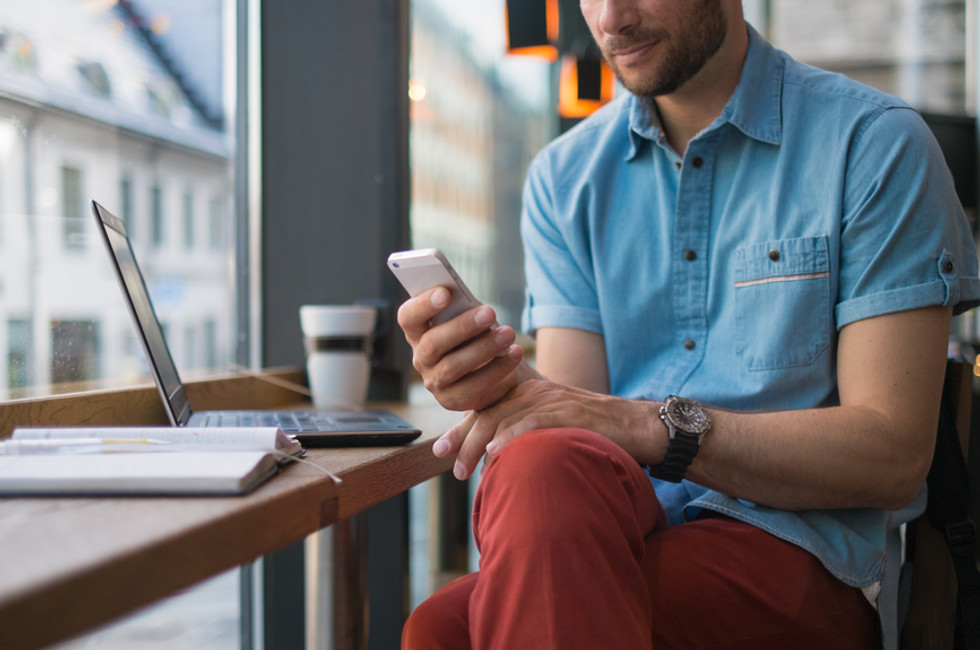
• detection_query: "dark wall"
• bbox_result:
[261,0,412,399]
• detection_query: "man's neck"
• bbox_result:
[653,25,749,157]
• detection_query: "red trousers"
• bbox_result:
[403,428,881,650]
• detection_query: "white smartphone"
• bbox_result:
[387,248,483,325]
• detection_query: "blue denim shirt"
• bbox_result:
[521,25,980,649]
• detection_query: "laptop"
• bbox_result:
[90,200,421,446]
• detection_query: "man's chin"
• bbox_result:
[618,76,668,100]
[606,62,662,98]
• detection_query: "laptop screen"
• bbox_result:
[91,201,191,426]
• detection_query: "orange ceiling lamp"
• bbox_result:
[559,55,615,118]
[505,0,560,61]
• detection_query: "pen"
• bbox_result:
[0,438,172,455]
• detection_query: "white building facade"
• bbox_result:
[0,0,234,399]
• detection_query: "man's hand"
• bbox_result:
[433,380,665,480]
[396,286,527,412]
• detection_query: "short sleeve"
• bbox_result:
[520,151,604,336]
[836,107,980,327]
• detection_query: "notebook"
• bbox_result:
[0,450,281,496]
[90,200,421,446]
[0,426,306,495]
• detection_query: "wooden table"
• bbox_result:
[0,377,460,650]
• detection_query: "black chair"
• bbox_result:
[900,359,979,650]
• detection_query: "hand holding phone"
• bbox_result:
[387,248,484,326]
[387,248,525,421]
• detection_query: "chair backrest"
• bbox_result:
[900,359,977,650]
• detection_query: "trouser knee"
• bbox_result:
[476,428,660,546]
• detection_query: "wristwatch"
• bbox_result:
[646,395,711,483]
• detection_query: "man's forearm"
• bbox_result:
[683,403,935,511]
[678,306,951,511]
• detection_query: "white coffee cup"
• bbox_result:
[299,305,377,409]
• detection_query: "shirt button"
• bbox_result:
[769,249,780,261]
[684,339,696,350]
[691,156,704,169]
[675,161,682,171]
[684,249,697,261]
[944,260,954,273]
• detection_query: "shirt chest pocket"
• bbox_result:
[734,236,832,371]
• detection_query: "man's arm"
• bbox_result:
[535,327,610,393]
[690,304,951,510]
[452,305,950,512]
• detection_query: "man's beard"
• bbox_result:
[603,0,728,98]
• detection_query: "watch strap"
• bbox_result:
[645,431,700,483]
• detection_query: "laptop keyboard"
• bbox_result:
[198,411,341,433]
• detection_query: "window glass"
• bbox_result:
[766,0,970,116]
[0,0,236,401]
[409,0,553,327]
[150,184,164,248]
[119,176,134,231]
[183,188,194,248]
[2,1,241,646]
[6,319,29,389]
[49,319,100,384]
[208,194,223,251]
[60,166,85,250]
[408,0,555,607]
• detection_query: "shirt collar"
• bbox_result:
[626,23,783,160]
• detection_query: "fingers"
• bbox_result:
[432,407,516,481]
[423,337,523,411]
[397,287,495,344]
[416,318,510,381]
[397,287,503,373]
[433,412,474,458]
[450,392,534,479]
[396,286,452,343]
[397,287,524,411]
[433,382,642,482]
[466,394,536,462]
[432,411,493,480]
[449,382,584,477]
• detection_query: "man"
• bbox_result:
[399,1,980,648]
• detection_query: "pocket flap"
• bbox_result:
[736,236,830,286]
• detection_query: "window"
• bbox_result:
[204,318,218,369]
[1,1,243,642]
[409,0,552,327]
[183,189,194,249]
[0,0,238,399]
[184,323,197,369]
[60,166,84,250]
[150,184,164,248]
[6,319,29,389]
[209,194,223,251]
[407,0,554,608]
[49,319,100,385]
[764,0,970,115]
[119,176,134,233]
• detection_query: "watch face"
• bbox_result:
[667,398,711,435]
